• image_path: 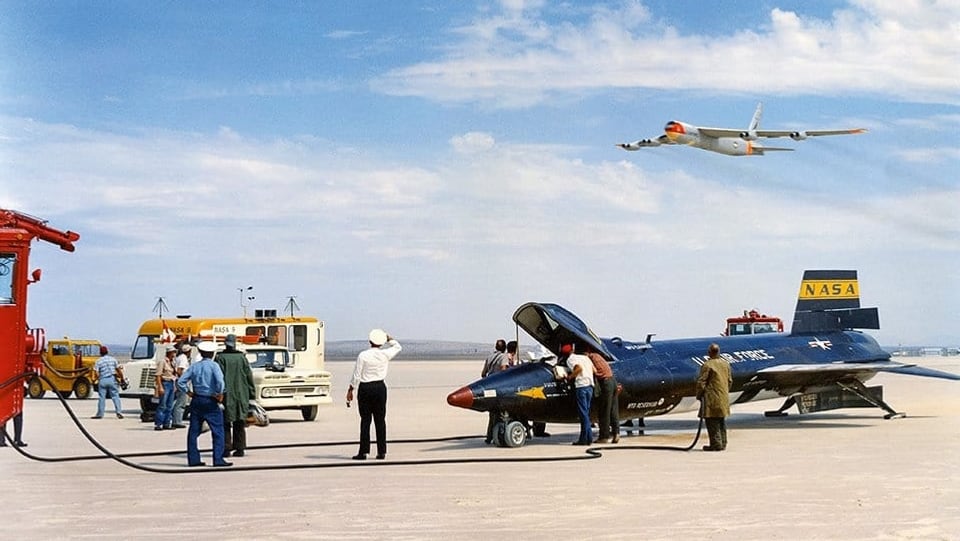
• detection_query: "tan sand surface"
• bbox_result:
[2,356,958,540]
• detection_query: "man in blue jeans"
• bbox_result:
[153,345,178,430]
[177,341,231,467]
[91,345,124,419]
[562,343,594,446]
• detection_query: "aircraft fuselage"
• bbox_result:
[664,120,761,156]
[447,330,888,424]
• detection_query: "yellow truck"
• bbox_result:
[26,338,103,399]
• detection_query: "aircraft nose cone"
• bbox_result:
[446,385,474,409]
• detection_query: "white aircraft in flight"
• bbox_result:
[617,103,866,157]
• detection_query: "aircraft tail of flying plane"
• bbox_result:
[447,270,958,447]
[617,102,865,157]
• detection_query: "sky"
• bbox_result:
[0,0,957,347]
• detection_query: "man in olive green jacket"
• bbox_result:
[696,343,732,451]
[215,334,256,457]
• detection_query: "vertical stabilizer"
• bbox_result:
[749,102,763,131]
[792,270,879,333]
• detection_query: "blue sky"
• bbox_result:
[1,1,957,346]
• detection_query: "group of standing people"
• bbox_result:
[175,334,256,467]
[479,339,731,451]
[561,343,620,445]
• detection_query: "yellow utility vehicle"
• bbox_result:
[26,338,103,399]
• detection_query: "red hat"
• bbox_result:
[560,343,573,355]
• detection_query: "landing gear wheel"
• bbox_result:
[27,377,45,399]
[503,420,527,448]
[73,378,92,399]
[301,405,318,421]
[56,389,72,399]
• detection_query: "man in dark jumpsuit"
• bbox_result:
[696,343,732,451]
[215,334,256,457]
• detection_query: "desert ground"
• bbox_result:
[2,355,958,540]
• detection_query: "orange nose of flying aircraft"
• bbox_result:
[446,386,474,408]
[664,121,685,141]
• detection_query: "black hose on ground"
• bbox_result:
[2,371,701,473]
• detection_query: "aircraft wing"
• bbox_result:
[617,134,673,150]
[698,127,866,139]
[755,128,867,139]
[747,360,960,392]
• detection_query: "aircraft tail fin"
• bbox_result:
[792,270,880,333]
[748,102,763,131]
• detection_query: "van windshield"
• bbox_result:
[246,349,291,369]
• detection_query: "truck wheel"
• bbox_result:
[73,378,92,399]
[27,377,45,399]
[301,405,318,421]
[139,397,157,412]
[504,421,527,448]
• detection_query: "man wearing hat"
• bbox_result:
[176,341,231,467]
[170,343,193,429]
[346,329,402,460]
[153,345,179,430]
[215,334,256,457]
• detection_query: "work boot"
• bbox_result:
[13,441,26,447]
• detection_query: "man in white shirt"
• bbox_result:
[563,343,594,445]
[170,343,192,429]
[346,329,402,460]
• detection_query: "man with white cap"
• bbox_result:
[176,341,231,467]
[170,342,193,429]
[346,329,402,460]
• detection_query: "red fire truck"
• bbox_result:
[724,309,784,336]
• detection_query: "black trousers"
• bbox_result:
[705,417,727,450]
[0,412,23,444]
[224,418,247,452]
[358,380,387,456]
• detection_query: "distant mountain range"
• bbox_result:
[325,340,495,360]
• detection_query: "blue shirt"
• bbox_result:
[93,355,120,382]
[176,357,225,397]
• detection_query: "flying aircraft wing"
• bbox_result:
[748,360,960,392]
[698,127,867,139]
[617,134,673,151]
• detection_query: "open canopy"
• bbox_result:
[512,302,614,360]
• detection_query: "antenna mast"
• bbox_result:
[284,296,301,317]
[152,296,169,318]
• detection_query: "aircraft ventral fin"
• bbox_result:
[752,361,960,390]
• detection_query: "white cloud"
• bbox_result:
[373,0,960,107]
[4,117,957,343]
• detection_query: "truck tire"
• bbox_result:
[73,378,92,399]
[301,405,318,421]
[27,377,45,399]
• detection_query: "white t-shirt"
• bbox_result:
[174,353,190,373]
[567,353,594,388]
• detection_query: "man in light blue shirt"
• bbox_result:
[177,341,231,467]
[91,346,124,419]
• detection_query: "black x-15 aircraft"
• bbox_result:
[447,270,960,447]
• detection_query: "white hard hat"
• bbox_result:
[197,341,217,353]
[368,328,388,346]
